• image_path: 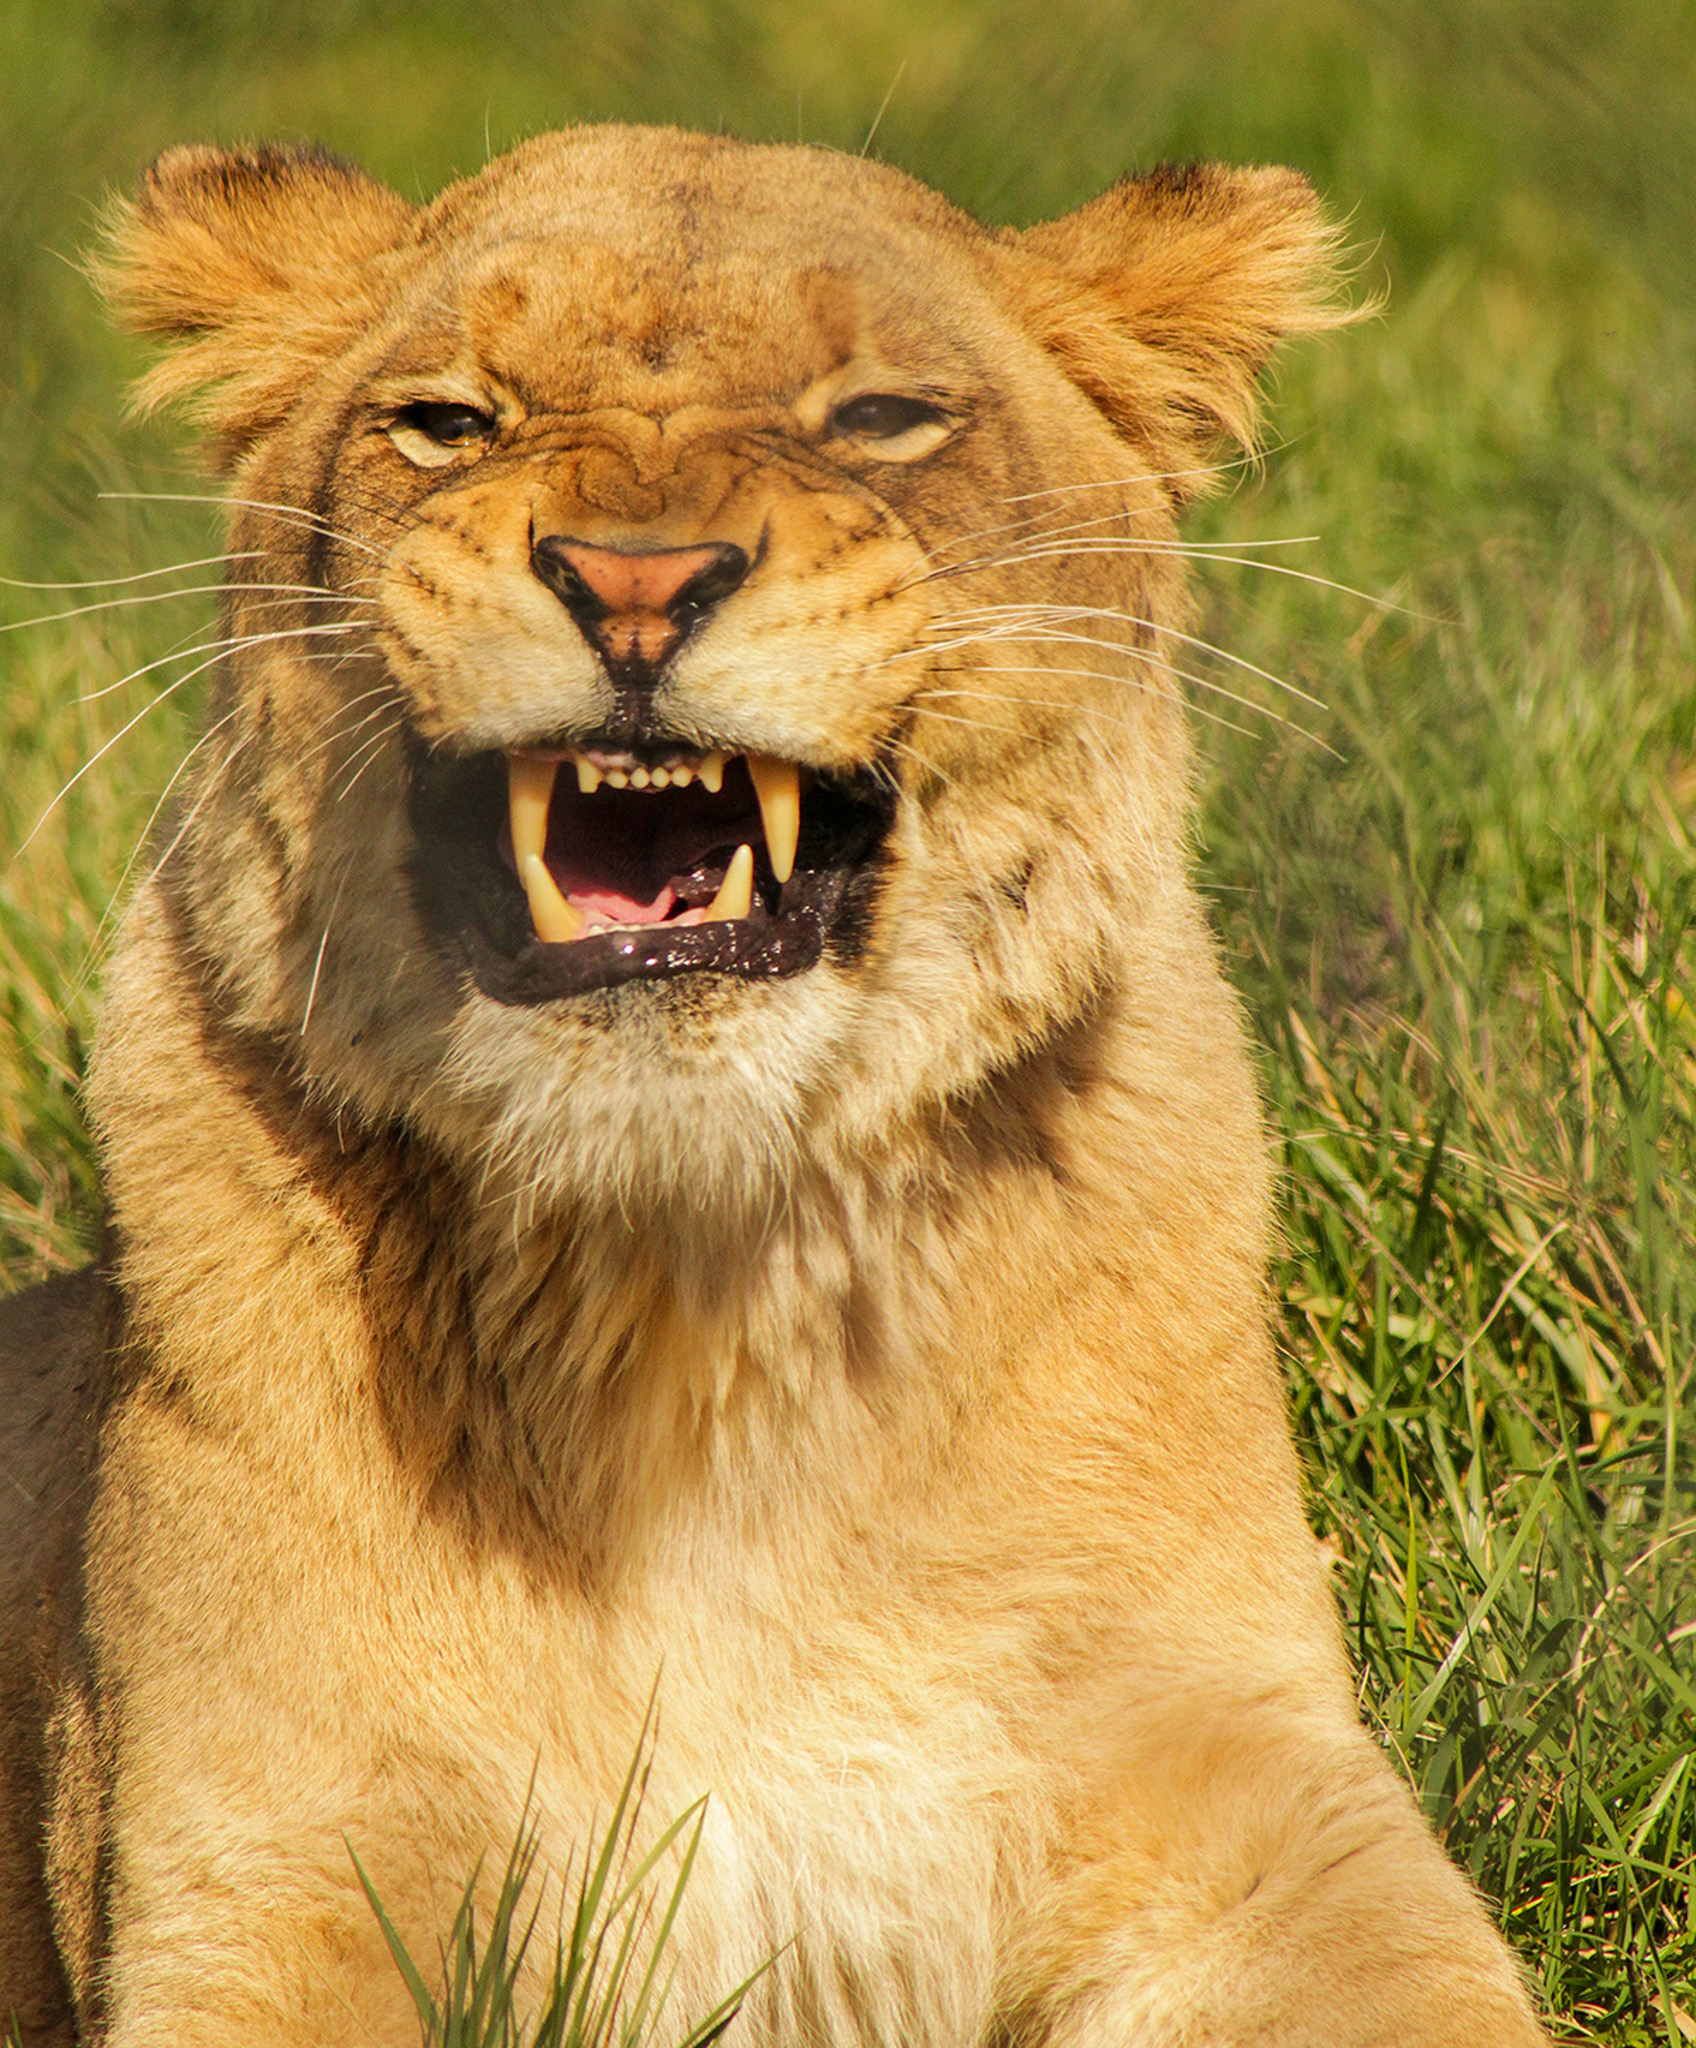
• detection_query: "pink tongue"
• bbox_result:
[567,882,678,928]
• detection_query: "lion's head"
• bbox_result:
[99,127,1339,1224]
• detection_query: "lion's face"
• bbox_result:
[105,128,1336,1218]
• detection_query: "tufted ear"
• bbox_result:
[1005,164,1354,500]
[95,142,417,463]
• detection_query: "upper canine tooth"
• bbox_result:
[699,751,726,794]
[705,843,754,923]
[508,753,557,864]
[574,754,602,794]
[507,753,583,942]
[747,755,800,885]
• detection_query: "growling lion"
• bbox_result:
[0,127,1550,2045]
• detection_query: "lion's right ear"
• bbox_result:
[95,143,416,462]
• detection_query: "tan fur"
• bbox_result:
[10,127,1548,2042]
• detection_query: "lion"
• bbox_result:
[0,127,1551,2045]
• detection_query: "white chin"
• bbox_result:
[426,970,864,1223]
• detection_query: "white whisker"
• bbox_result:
[993,456,1250,508]
[99,490,389,561]
[125,726,261,936]
[75,621,365,704]
[43,711,255,1021]
[965,633,1330,740]
[16,670,200,858]
[924,492,1322,572]
[0,552,264,593]
[95,708,244,941]
[912,687,1149,738]
[2,581,371,640]
[916,696,1262,747]
[936,538,1427,620]
[912,436,1307,569]
[14,621,359,857]
[904,706,1031,743]
[334,719,407,801]
[914,667,1328,747]
[914,603,1328,710]
[883,732,959,791]
[300,865,353,1038]
[300,687,405,767]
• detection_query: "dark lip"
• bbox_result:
[406,736,897,1005]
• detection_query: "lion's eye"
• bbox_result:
[397,401,496,445]
[386,401,498,468]
[830,394,952,442]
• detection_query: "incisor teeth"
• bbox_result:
[606,768,629,789]
[630,765,652,789]
[705,844,754,923]
[670,764,694,788]
[698,752,727,794]
[574,755,601,794]
[506,753,583,943]
[747,755,800,885]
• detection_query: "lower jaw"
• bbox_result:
[462,868,855,1004]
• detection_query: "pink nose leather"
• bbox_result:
[531,536,751,676]
[552,541,730,615]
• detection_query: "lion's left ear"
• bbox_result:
[95,142,417,463]
[1003,164,1353,499]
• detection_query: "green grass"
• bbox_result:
[1,1,1692,2040]
[351,1714,773,2048]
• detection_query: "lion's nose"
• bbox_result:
[530,535,751,682]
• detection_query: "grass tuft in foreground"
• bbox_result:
[352,1716,773,2048]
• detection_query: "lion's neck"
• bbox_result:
[352,1136,994,1574]
[90,888,1083,1578]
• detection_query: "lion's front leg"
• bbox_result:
[56,1837,437,2048]
[1017,1711,1549,2048]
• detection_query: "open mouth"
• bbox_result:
[408,738,896,1004]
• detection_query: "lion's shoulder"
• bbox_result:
[0,1267,111,1572]
[0,1266,111,2046]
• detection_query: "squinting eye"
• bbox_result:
[830,393,951,440]
[393,401,496,447]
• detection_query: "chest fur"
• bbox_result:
[84,1403,1024,2044]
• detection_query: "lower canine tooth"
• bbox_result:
[748,755,800,885]
[521,854,583,943]
[705,843,754,923]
